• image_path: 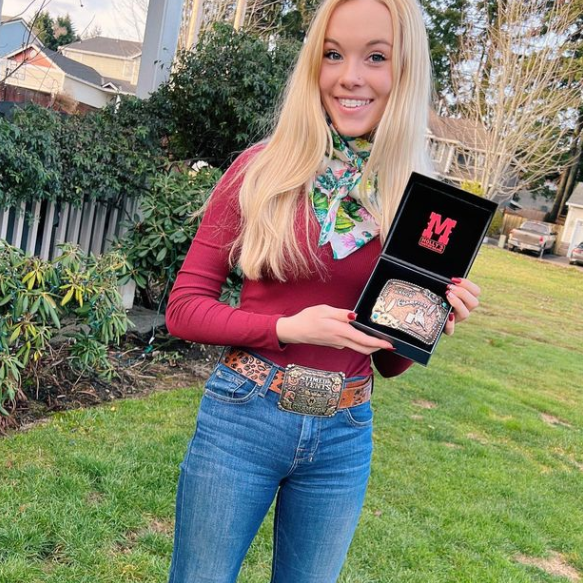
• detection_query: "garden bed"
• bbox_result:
[5,330,221,434]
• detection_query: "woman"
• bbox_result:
[166,0,480,581]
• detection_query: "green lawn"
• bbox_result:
[1,246,582,583]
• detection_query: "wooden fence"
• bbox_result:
[0,195,139,260]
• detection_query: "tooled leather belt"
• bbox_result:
[221,348,372,412]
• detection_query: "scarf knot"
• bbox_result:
[310,127,379,259]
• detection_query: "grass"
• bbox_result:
[1,246,582,583]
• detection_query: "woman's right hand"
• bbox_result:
[276,304,394,355]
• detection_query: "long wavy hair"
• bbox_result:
[233,0,432,281]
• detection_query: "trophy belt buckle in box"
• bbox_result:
[370,279,448,345]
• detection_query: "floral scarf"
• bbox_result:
[310,127,380,259]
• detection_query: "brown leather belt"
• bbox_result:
[221,348,372,413]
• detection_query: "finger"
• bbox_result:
[451,277,481,298]
[443,312,455,336]
[345,329,393,350]
[340,338,392,355]
[446,288,470,321]
[340,323,394,351]
[447,284,479,312]
[321,305,358,322]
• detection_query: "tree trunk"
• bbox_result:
[546,108,583,222]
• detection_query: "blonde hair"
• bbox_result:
[234,0,432,281]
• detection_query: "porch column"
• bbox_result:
[136,0,186,98]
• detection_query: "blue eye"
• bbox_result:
[369,53,386,63]
[324,50,342,61]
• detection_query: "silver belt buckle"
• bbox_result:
[278,364,345,417]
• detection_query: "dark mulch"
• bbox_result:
[2,331,222,435]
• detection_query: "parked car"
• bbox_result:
[569,242,583,266]
[507,220,558,256]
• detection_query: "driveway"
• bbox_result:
[542,253,583,271]
[485,238,583,271]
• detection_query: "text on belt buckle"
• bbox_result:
[370,279,448,344]
[278,365,345,417]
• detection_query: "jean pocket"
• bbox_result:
[342,401,374,428]
[204,364,260,404]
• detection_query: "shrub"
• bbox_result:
[0,242,129,425]
[0,102,165,210]
[158,23,301,166]
[460,180,485,197]
[116,165,223,308]
[487,210,504,237]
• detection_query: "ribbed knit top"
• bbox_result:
[166,147,412,379]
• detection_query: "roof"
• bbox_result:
[428,110,489,151]
[61,36,142,58]
[567,182,583,208]
[1,15,19,22]
[43,47,104,86]
[4,44,110,89]
[102,76,137,94]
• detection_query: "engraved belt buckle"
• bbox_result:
[278,364,345,417]
[370,279,448,345]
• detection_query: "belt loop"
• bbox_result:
[257,364,277,398]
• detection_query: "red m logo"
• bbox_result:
[421,212,457,245]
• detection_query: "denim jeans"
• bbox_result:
[168,361,373,583]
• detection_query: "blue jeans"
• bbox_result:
[168,361,374,583]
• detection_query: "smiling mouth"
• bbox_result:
[337,98,372,108]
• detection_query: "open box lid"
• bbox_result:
[382,172,498,279]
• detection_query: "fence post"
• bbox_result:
[24,201,42,256]
[66,206,82,246]
[40,202,56,260]
[0,208,9,240]
[78,200,96,252]
[12,202,26,248]
[91,202,108,255]
[104,204,120,252]
[54,202,70,257]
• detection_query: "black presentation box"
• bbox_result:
[351,172,497,365]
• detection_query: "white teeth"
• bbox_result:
[338,99,371,108]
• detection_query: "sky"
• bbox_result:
[2,0,147,41]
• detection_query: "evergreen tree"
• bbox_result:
[53,15,79,48]
[31,11,79,51]
[32,11,57,50]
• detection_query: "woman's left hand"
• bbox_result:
[444,277,481,336]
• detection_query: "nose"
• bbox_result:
[339,59,364,89]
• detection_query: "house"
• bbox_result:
[60,37,142,95]
[0,44,128,111]
[0,15,42,58]
[426,110,519,203]
[560,182,583,256]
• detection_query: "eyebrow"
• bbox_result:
[324,38,393,48]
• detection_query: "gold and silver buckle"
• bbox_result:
[278,364,345,417]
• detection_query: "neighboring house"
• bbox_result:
[0,44,127,110]
[560,182,583,257]
[60,37,142,95]
[0,15,42,58]
[503,188,552,221]
[426,110,518,203]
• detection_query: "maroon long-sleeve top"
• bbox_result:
[166,147,412,379]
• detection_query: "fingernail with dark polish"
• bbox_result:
[451,277,462,284]
[347,312,357,321]
[448,313,455,321]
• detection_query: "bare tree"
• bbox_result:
[451,0,583,202]
[116,0,149,40]
[82,24,103,40]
